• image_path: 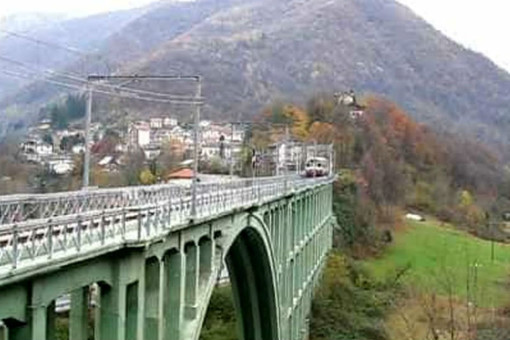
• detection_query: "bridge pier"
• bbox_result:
[163,249,184,340]
[184,242,199,320]
[30,301,54,340]
[126,281,139,340]
[144,257,160,340]
[98,281,123,340]
[199,237,213,290]
[70,287,89,340]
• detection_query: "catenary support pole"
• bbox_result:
[191,77,202,218]
[83,84,93,189]
[230,123,234,178]
[284,125,289,192]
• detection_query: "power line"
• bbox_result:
[0,28,112,72]
[0,29,94,57]
[0,55,203,103]
[88,75,200,81]
[0,69,85,92]
[0,69,203,105]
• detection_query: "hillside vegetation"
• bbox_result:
[2,0,510,158]
[249,93,510,258]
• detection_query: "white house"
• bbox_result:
[201,143,222,160]
[349,110,364,120]
[152,129,173,145]
[21,140,53,157]
[36,143,53,156]
[202,129,222,144]
[199,120,211,128]
[170,126,192,145]
[231,125,245,142]
[200,142,242,160]
[270,141,303,172]
[72,144,86,154]
[163,118,178,127]
[128,122,151,148]
[150,118,163,129]
[47,157,74,175]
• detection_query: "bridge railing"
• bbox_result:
[0,176,333,274]
[0,175,286,226]
[0,177,288,224]
[0,189,131,225]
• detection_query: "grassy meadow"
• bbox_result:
[364,219,510,308]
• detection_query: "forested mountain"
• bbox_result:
[1,0,510,156]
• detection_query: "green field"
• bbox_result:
[363,219,510,307]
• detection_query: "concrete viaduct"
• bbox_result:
[0,175,335,340]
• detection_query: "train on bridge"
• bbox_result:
[303,156,330,178]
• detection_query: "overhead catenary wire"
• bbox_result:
[0,68,86,92]
[1,69,202,105]
[0,68,203,105]
[0,28,98,57]
[0,28,113,72]
[0,55,202,102]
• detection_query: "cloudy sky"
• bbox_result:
[1,0,509,72]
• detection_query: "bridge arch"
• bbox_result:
[193,213,281,340]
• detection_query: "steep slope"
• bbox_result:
[128,0,510,152]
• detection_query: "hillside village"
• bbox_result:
[15,91,361,183]
[18,116,247,177]
[16,111,340,188]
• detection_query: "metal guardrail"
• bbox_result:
[0,176,333,274]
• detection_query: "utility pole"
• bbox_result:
[284,125,289,192]
[82,84,93,189]
[191,76,202,218]
[83,73,202,202]
[229,122,234,178]
[313,139,317,178]
[329,144,334,177]
[491,222,495,262]
[486,213,496,262]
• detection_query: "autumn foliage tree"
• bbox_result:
[251,93,509,253]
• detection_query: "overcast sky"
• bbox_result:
[397,0,510,72]
[0,0,156,18]
[1,0,509,72]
